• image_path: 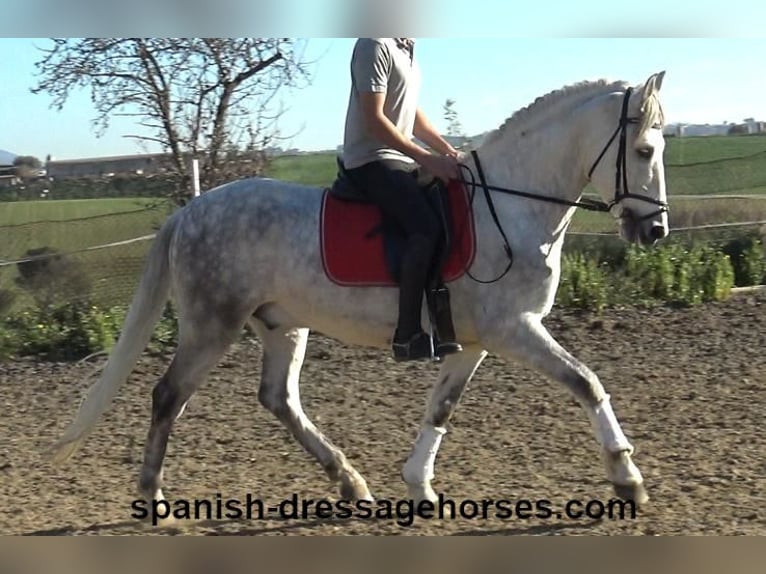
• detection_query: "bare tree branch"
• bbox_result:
[30,38,313,205]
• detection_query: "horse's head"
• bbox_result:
[585,71,669,246]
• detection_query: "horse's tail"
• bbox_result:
[50,211,180,464]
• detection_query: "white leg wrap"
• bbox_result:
[589,394,633,454]
[402,425,446,484]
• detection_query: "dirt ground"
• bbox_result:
[1,292,765,536]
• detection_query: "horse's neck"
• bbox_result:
[469,116,588,242]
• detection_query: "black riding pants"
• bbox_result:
[345,159,441,338]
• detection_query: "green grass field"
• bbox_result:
[0,198,174,310]
[268,135,766,233]
[266,153,338,187]
[2,135,765,246]
[0,199,172,252]
[0,197,170,226]
[664,133,766,165]
[1,133,764,312]
[569,199,766,233]
[2,133,764,225]
[263,133,766,192]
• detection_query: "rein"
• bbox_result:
[456,87,669,284]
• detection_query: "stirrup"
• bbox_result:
[431,327,462,362]
[392,330,433,362]
[435,338,463,358]
[426,285,463,360]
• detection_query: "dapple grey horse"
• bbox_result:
[52,73,669,519]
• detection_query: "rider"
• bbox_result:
[341,37,463,361]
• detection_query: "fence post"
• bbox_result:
[192,158,200,197]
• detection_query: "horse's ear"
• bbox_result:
[641,71,666,101]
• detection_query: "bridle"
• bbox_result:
[457,87,669,284]
[585,87,669,221]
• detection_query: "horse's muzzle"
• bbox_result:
[618,208,668,246]
[648,223,668,243]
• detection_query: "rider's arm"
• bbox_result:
[357,92,431,164]
[413,108,459,158]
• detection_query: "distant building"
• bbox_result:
[0,175,19,188]
[664,119,766,138]
[742,118,766,134]
[0,163,18,188]
[45,152,184,179]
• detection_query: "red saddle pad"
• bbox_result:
[320,180,476,286]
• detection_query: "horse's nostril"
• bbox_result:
[649,225,667,241]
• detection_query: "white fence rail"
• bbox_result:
[569,219,766,237]
[0,234,157,268]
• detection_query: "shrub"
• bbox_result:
[698,247,735,301]
[14,246,92,308]
[557,253,609,312]
[722,235,765,286]
[0,289,16,315]
[556,240,736,311]
[621,243,734,306]
[0,300,177,361]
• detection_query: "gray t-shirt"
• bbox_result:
[342,38,422,169]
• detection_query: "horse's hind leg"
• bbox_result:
[403,346,487,503]
[138,309,246,511]
[251,320,373,501]
[488,317,648,505]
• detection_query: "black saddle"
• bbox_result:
[328,157,375,204]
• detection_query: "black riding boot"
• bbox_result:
[391,285,432,362]
[426,284,462,359]
[392,236,435,362]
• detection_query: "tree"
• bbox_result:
[443,98,465,140]
[31,38,312,204]
[13,155,42,180]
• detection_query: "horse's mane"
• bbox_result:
[481,78,664,145]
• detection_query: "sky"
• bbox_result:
[3,35,766,161]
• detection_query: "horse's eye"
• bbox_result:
[637,147,653,159]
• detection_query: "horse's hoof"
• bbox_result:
[155,514,180,529]
[406,482,438,506]
[612,481,649,505]
[135,512,180,531]
[339,478,374,502]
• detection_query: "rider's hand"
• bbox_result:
[421,153,459,183]
[444,145,461,161]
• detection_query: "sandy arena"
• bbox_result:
[1,292,765,535]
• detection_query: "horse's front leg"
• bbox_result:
[402,346,487,504]
[485,316,648,505]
